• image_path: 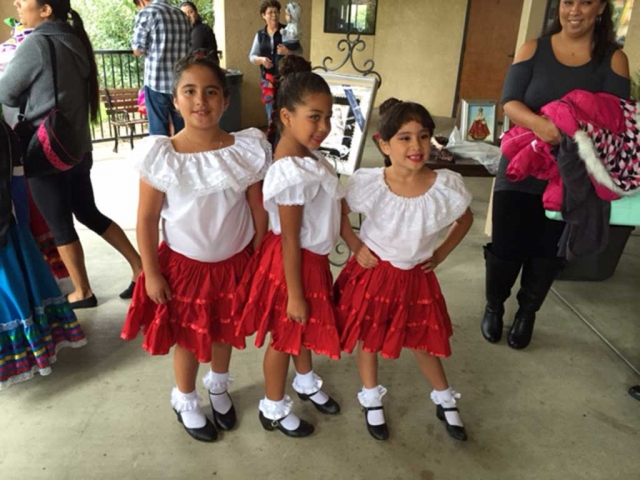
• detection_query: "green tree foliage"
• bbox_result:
[73,0,139,50]
[73,0,214,50]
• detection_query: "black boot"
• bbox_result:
[481,244,522,344]
[508,256,564,350]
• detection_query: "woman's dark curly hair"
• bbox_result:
[260,0,281,15]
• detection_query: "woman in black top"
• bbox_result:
[481,0,630,350]
[180,1,218,54]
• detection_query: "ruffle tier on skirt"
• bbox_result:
[0,224,86,390]
[335,256,452,359]
[121,242,251,362]
[234,232,340,359]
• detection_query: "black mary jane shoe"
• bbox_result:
[119,281,136,299]
[436,404,467,441]
[258,411,315,437]
[629,386,640,402]
[362,406,389,441]
[174,409,218,442]
[297,391,341,415]
[68,294,98,310]
[209,391,237,431]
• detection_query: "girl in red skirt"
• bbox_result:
[235,72,344,437]
[121,52,270,442]
[335,98,474,441]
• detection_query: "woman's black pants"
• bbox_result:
[28,154,113,247]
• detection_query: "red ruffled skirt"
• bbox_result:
[234,232,341,359]
[121,242,251,362]
[335,256,453,359]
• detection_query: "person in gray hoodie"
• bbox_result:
[0,0,142,309]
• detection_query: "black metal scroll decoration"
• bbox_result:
[313,30,379,267]
[313,30,382,86]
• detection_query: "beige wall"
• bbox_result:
[516,0,548,49]
[218,0,640,128]
[624,6,640,74]
[310,0,467,117]
[214,0,312,128]
[0,3,14,40]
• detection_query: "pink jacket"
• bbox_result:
[501,90,639,211]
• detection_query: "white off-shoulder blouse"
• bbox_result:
[346,168,472,270]
[262,153,345,255]
[133,128,271,262]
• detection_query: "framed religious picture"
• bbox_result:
[460,99,498,144]
[317,72,379,175]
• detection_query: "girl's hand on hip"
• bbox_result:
[421,250,444,273]
[355,244,378,269]
[533,117,562,145]
[145,274,172,304]
[287,296,308,323]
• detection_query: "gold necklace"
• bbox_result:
[183,133,223,152]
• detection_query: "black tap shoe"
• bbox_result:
[297,391,341,414]
[174,409,218,442]
[362,406,389,441]
[209,391,237,431]
[436,404,467,441]
[258,411,314,437]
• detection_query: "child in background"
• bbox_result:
[281,2,301,52]
[121,52,270,442]
[335,98,474,442]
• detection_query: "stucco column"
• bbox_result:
[0,3,15,40]
[515,0,548,50]
[213,0,312,129]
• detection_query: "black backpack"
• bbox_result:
[0,117,22,247]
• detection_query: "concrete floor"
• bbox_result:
[1,130,639,480]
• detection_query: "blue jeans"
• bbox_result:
[265,101,273,124]
[144,86,184,136]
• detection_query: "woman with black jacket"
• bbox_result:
[180,1,218,54]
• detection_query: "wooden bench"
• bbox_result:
[101,88,148,153]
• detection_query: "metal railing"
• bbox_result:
[91,49,147,144]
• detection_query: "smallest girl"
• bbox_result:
[335,99,474,441]
[235,71,343,437]
[121,52,270,443]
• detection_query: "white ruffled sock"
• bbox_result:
[358,385,387,426]
[260,396,301,430]
[203,370,233,414]
[171,388,207,429]
[431,388,463,427]
[293,370,329,405]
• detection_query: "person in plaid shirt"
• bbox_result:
[132,0,191,135]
